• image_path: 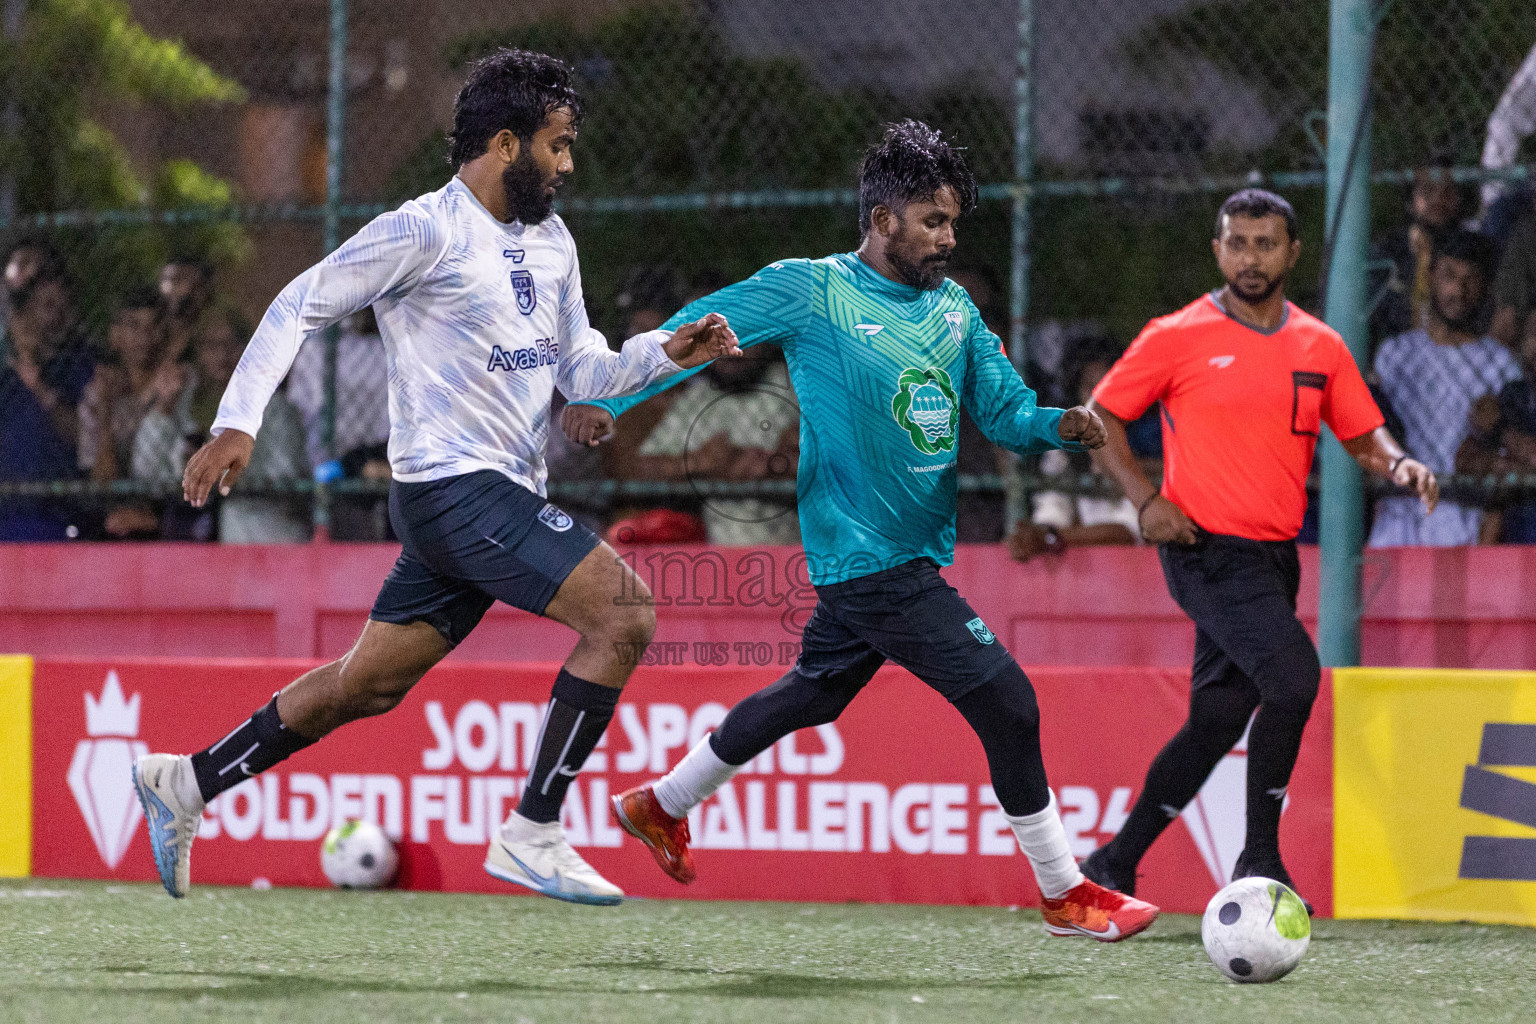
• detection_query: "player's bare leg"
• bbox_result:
[483,541,656,905]
[133,619,448,897]
[275,619,451,737]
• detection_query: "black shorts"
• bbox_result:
[369,470,601,647]
[795,557,1016,702]
[1159,532,1318,696]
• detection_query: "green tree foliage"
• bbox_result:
[1130,0,1536,171]
[2,0,246,327]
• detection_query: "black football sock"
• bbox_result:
[516,670,622,824]
[1106,681,1257,868]
[1242,637,1320,862]
[952,662,1050,816]
[190,694,316,803]
[1242,704,1312,861]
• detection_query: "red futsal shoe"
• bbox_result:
[612,784,696,884]
[1040,879,1159,941]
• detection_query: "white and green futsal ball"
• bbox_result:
[1201,877,1311,983]
[320,819,398,889]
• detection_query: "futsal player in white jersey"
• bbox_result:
[131,49,741,905]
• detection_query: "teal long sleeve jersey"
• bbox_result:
[580,252,1077,585]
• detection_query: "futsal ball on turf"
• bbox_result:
[320,819,398,889]
[1201,877,1311,983]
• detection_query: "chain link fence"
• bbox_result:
[3,0,1535,543]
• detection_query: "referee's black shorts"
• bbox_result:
[369,470,600,647]
[1159,532,1321,702]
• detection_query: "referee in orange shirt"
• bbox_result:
[1081,189,1438,908]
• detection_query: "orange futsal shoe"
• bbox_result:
[612,784,696,884]
[1040,879,1159,942]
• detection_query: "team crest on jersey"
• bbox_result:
[891,366,959,455]
[510,270,537,315]
[943,310,965,348]
[538,503,573,532]
[965,616,996,645]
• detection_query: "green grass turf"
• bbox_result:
[2,879,1535,1024]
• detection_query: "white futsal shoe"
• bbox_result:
[132,754,203,898]
[483,812,624,906]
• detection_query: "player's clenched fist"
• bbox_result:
[662,312,743,368]
[1057,405,1107,449]
[561,402,616,447]
[182,429,255,507]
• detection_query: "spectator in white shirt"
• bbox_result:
[1370,231,1522,547]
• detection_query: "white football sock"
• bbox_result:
[172,755,206,814]
[652,736,742,820]
[1006,791,1084,899]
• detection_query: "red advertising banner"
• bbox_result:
[31,657,1333,915]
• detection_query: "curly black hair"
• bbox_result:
[858,120,978,234]
[447,48,584,167]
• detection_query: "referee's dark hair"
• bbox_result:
[859,120,979,234]
[1215,188,1298,242]
[447,48,585,167]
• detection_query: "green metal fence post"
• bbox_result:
[1005,0,1036,529]
[1318,0,1376,667]
[1009,0,1034,371]
[315,0,347,540]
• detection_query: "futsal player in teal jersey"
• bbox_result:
[566,121,1159,940]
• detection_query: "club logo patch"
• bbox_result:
[510,270,537,315]
[965,616,996,645]
[538,503,573,532]
[943,310,965,348]
[891,366,959,455]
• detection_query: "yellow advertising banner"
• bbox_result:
[1335,667,1536,925]
[0,655,32,877]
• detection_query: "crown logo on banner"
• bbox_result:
[85,670,140,737]
[69,671,148,868]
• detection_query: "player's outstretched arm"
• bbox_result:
[961,313,1086,455]
[1056,406,1107,449]
[1341,426,1439,512]
[183,429,255,507]
[208,206,445,467]
[564,259,811,439]
[662,312,743,368]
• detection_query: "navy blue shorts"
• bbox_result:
[370,471,601,647]
[796,557,1016,702]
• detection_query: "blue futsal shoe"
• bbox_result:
[132,754,202,898]
[484,811,624,906]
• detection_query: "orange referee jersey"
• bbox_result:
[1093,292,1384,541]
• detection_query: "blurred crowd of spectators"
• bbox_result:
[6,190,1536,549]
[0,240,389,543]
[5,40,1536,548]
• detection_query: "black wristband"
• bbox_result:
[1137,492,1160,517]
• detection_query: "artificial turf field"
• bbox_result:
[2,879,1534,1023]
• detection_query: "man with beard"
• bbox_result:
[562,120,1162,942]
[131,48,742,905]
[1079,189,1438,910]
[1368,229,1520,546]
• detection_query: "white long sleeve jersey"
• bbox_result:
[212,177,681,494]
